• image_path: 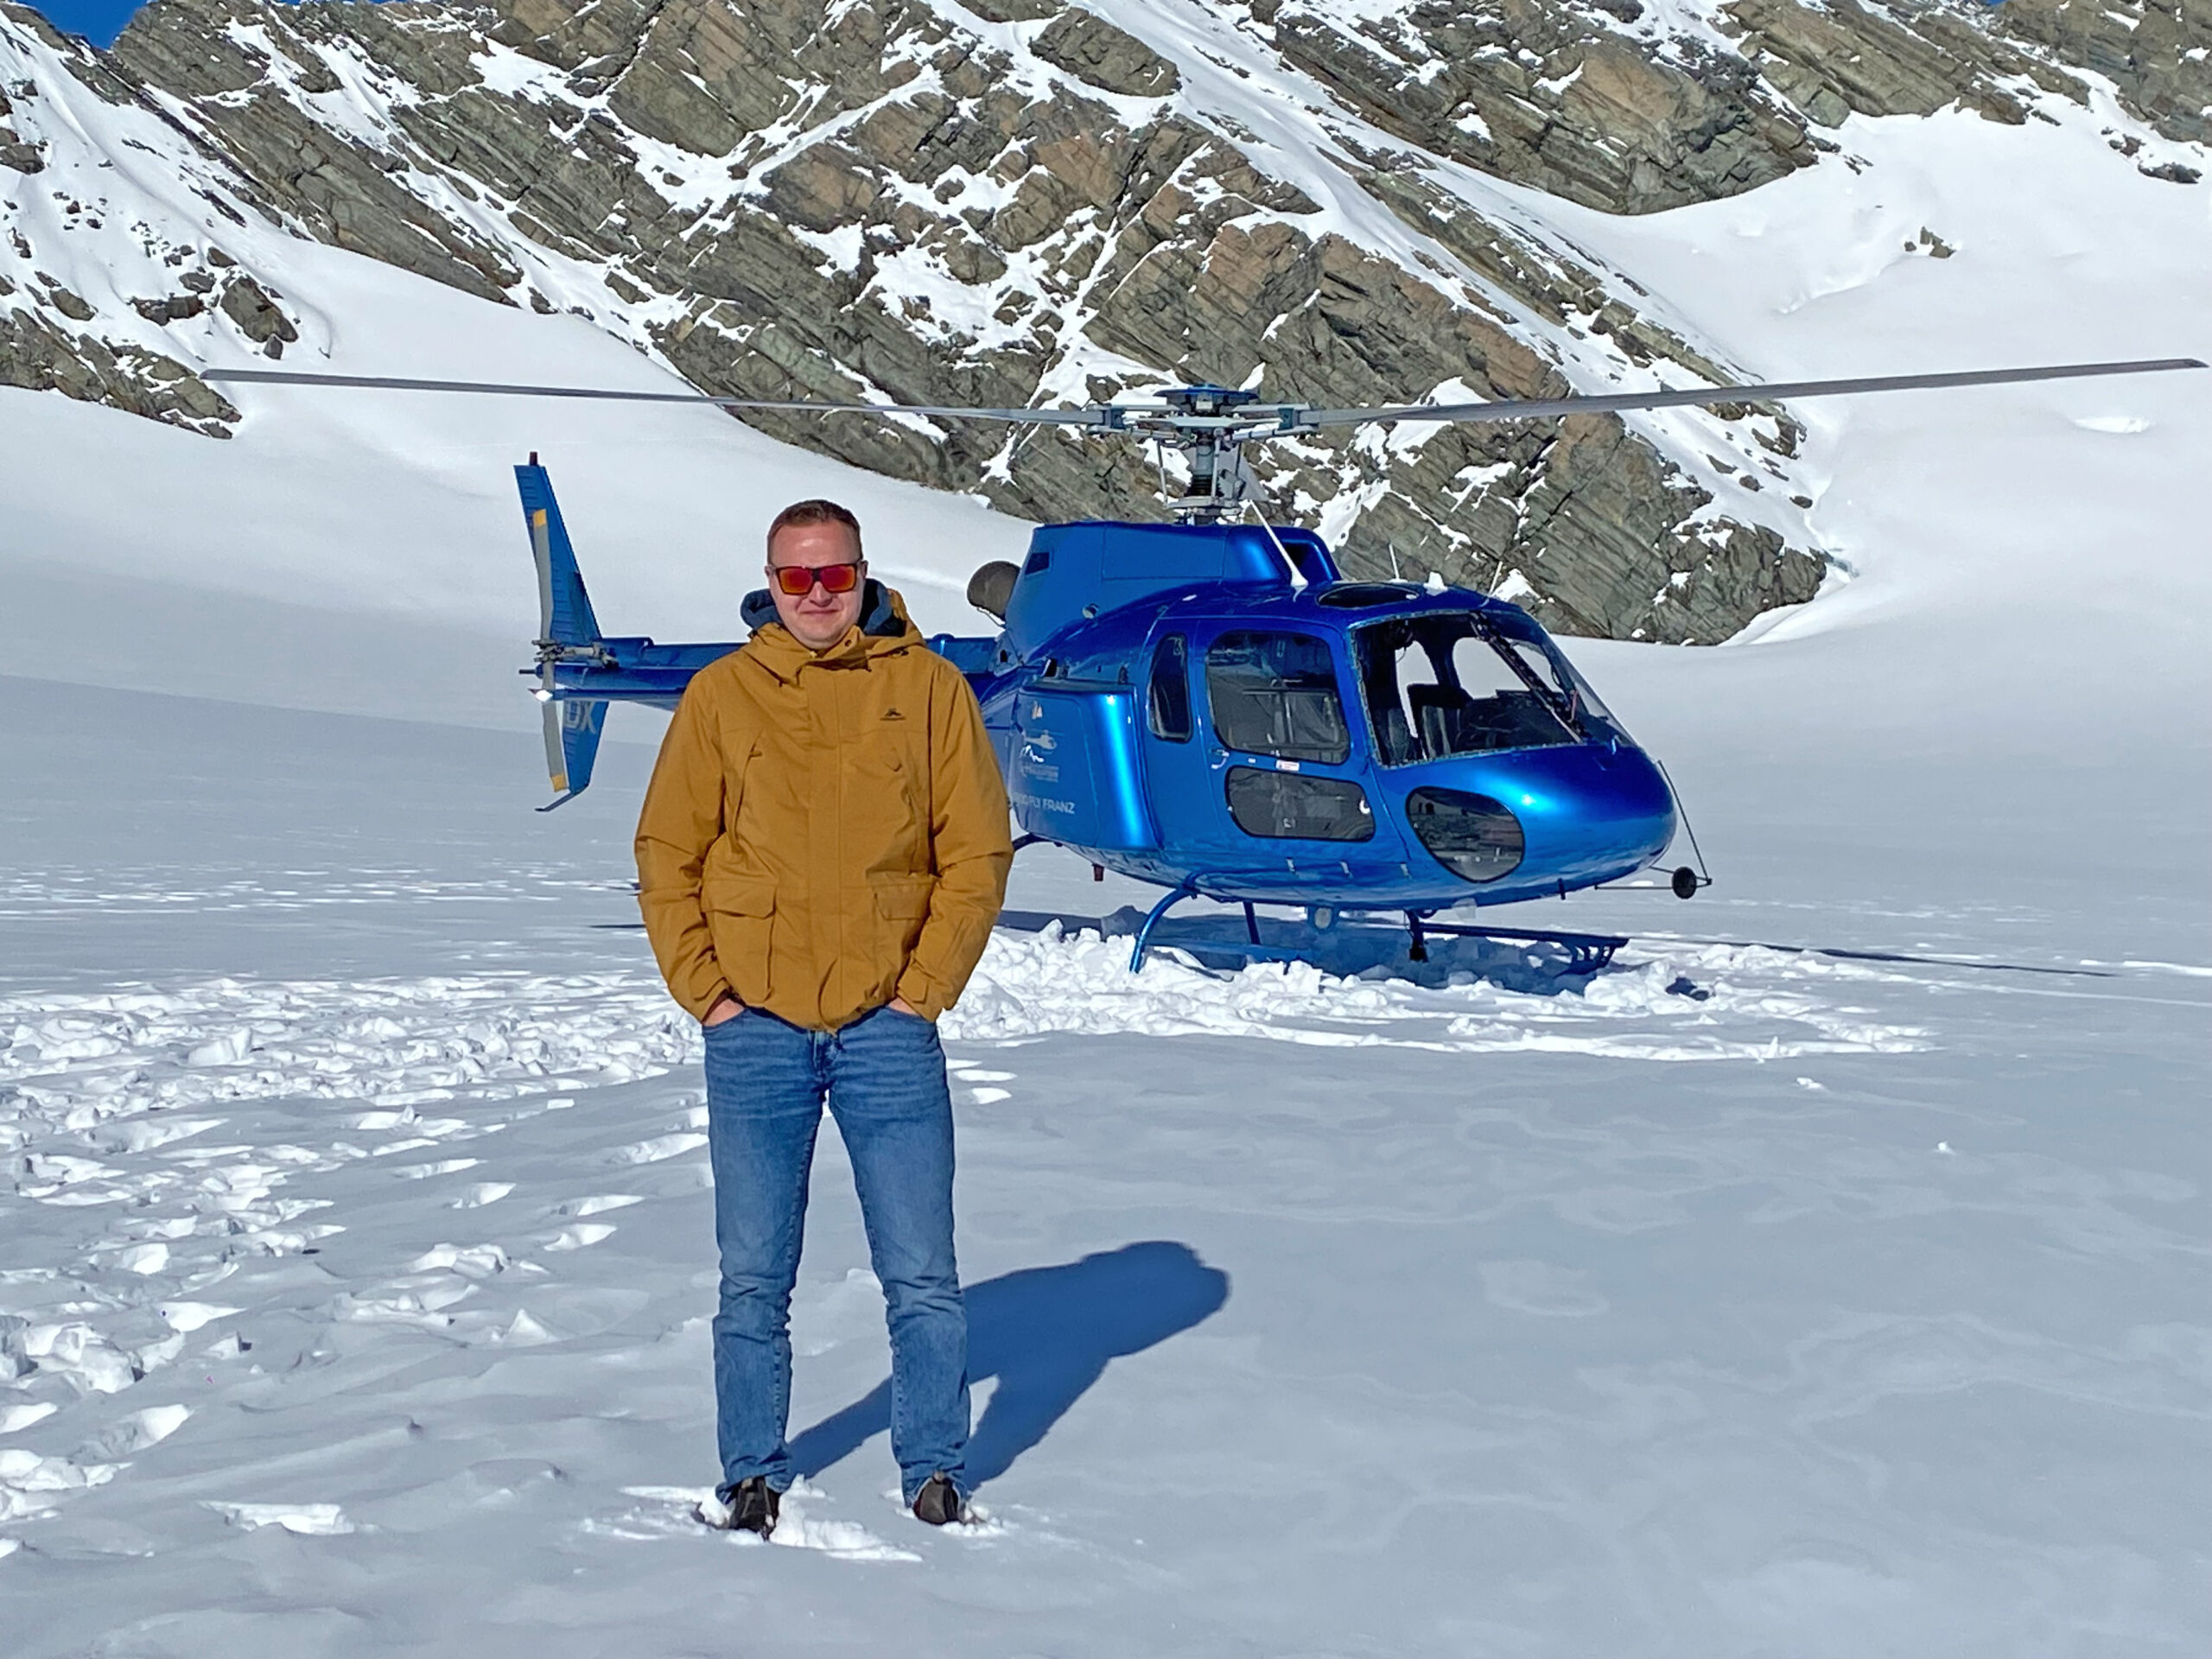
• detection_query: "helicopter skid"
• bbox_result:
[1008,888,1630,977]
[1407,920,1626,976]
[1131,918,1627,978]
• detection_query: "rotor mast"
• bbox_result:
[1142,386,1268,524]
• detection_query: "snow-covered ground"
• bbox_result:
[3,73,2209,1659]
[3,662,2202,1655]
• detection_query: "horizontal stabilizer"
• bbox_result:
[537,696,607,812]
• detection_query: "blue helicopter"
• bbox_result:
[210,357,2201,969]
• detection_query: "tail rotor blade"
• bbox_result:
[537,696,607,813]
[540,697,569,798]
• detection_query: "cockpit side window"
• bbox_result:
[1147,632,1193,742]
[1354,613,1578,763]
[1205,631,1350,765]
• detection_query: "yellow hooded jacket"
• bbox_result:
[634,582,1012,1030]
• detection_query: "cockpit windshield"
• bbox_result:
[1355,611,1600,764]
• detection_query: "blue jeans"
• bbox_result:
[700,1004,968,1505]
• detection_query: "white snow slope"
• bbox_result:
[3,29,2209,1659]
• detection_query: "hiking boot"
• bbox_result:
[703,1475,779,1537]
[912,1472,965,1527]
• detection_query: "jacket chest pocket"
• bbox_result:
[701,873,776,1007]
[853,727,925,820]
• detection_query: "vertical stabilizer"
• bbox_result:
[517,458,602,646]
[518,457,609,810]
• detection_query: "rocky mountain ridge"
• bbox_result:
[2,0,2204,642]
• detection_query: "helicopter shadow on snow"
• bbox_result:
[1000,906,1618,997]
[788,1242,1230,1491]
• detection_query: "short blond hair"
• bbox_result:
[766,499,862,558]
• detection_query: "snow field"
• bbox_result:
[4,837,2201,1622]
[0,963,689,1539]
[0,904,1946,1531]
[955,920,1935,1058]
[0,671,2201,1651]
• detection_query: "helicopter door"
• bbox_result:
[1134,632,1221,856]
[1198,629,1408,877]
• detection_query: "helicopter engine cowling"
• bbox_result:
[998,520,1338,665]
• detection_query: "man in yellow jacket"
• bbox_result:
[635,498,1012,1537]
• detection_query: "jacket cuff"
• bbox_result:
[680,977,734,1024]
[895,964,947,1023]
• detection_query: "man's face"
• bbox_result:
[766,521,865,651]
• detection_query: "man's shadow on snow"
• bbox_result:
[790,1241,1230,1488]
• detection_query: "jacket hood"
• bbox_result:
[742,579,919,678]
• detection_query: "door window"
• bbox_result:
[1205,631,1350,765]
[1225,767,1375,842]
[1147,633,1193,741]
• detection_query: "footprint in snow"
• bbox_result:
[204,1500,354,1536]
[610,1132,708,1166]
[391,1158,480,1180]
[614,1482,919,1560]
[562,1194,643,1217]
[543,1224,617,1252]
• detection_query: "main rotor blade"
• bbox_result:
[198,367,1112,426]
[1295,359,2207,429]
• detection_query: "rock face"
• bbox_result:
[1032,10,1180,99]
[1992,0,2209,145]
[0,303,239,434]
[1253,0,1820,216]
[4,0,2203,641]
[0,3,248,435]
[1249,0,2202,213]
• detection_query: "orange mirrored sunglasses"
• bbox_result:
[771,561,862,597]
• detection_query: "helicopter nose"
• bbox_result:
[1398,742,1675,890]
